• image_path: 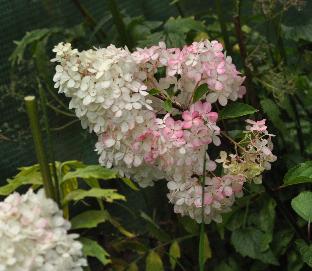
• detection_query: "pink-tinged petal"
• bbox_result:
[207,161,217,171]
[192,117,204,126]
[194,198,202,208]
[204,193,213,205]
[207,112,218,123]
[162,127,172,138]
[174,130,184,138]
[193,101,203,112]
[223,186,233,197]
[238,86,246,98]
[174,121,183,130]
[202,102,211,113]
[182,111,192,121]
[182,121,193,129]
[191,139,202,148]
[192,111,200,118]
[215,81,223,91]
[165,117,174,127]
[175,138,186,146]
[262,146,272,156]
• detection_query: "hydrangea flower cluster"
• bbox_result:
[0,189,86,271]
[52,40,276,223]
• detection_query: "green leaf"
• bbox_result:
[282,20,312,42]
[163,99,173,112]
[231,228,279,265]
[112,239,148,253]
[271,229,294,256]
[108,216,135,238]
[146,251,164,271]
[71,210,109,229]
[121,177,139,191]
[260,98,287,136]
[9,28,57,65]
[203,233,212,261]
[80,237,111,266]
[219,102,258,120]
[193,84,209,102]
[179,216,199,234]
[140,212,171,242]
[165,16,206,34]
[63,188,125,204]
[213,258,241,271]
[62,165,117,182]
[0,164,42,195]
[295,239,312,267]
[169,241,181,270]
[291,191,312,222]
[149,88,161,96]
[283,161,312,186]
[199,228,212,269]
[128,263,139,271]
[257,198,276,251]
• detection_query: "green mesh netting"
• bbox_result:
[0,0,175,180]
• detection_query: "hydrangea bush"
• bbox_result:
[0,189,86,271]
[52,40,276,224]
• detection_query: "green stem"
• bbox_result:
[289,97,305,158]
[214,0,231,54]
[24,96,55,200]
[107,0,133,48]
[51,119,80,131]
[262,179,308,243]
[71,0,106,42]
[199,147,207,271]
[47,103,76,117]
[38,82,61,206]
[233,0,259,109]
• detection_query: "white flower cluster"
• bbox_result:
[52,42,153,134]
[0,189,86,271]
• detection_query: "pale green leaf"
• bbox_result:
[296,239,312,267]
[62,165,117,182]
[108,216,136,238]
[193,83,209,102]
[0,164,42,195]
[169,241,181,270]
[291,191,312,222]
[283,161,312,186]
[163,99,173,112]
[63,188,125,204]
[80,237,111,266]
[71,210,109,229]
[219,102,258,120]
[203,233,212,261]
[146,251,164,271]
[122,177,139,191]
[149,88,161,96]
[128,263,139,271]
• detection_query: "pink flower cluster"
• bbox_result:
[52,40,275,223]
[133,40,246,107]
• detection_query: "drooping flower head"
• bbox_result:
[52,40,276,224]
